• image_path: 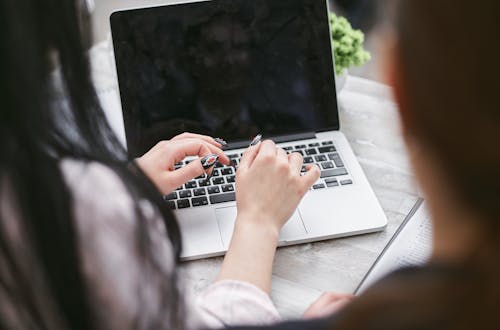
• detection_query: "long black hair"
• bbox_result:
[0,0,183,329]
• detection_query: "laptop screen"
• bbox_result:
[111,0,339,157]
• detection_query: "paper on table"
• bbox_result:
[355,199,432,294]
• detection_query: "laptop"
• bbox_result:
[110,0,387,260]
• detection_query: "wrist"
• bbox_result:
[234,213,281,243]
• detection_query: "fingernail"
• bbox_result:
[214,138,228,146]
[201,154,219,170]
[249,134,262,147]
[204,169,215,184]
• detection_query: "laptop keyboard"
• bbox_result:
[164,140,352,210]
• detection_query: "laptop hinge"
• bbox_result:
[227,132,316,150]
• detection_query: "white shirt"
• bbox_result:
[62,159,281,329]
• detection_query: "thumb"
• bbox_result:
[301,165,321,189]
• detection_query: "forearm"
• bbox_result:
[217,214,280,294]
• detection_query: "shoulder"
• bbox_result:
[61,159,133,213]
[60,158,172,260]
[330,264,478,329]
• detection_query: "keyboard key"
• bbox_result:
[196,173,206,180]
[179,190,192,199]
[164,192,178,201]
[321,168,348,178]
[313,184,326,190]
[340,179,353,185]
[226,175,235,183]
[177,199,190,209]
[321,161,335,169]
[185,181,197,189]
[305,148,318,155]
[303,156,314,164]
[327,181,340,187]
[221,168,234,176]
[194,188,206,196]
[284,146,294,151]
[174,162,183,166]
[210,192,236,204]
[211,169,220,177]
[213,177,225,185]
[198,180,210,187]
[333,158,344,167]
[222,184,235,192]
[174,165,182,170]
[228,154,239,159]
[327,153,345,167]
[294,150,304,156]
[315,155,327,162]
[325,178,338,184]
[322,141,334,146]
[327,153,338,160]
[319,146,336,153]
[167,201,176,210]
[208,186,220,194]
[295,145,306,149]
[309,143,320,147]
[175,186,183,191]
[192,197,209,207]
[301,165,307,172]
[215,162,224,168]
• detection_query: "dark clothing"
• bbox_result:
[229,264,499,329]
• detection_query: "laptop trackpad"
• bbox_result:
[216,207,307,249]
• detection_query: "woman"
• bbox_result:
[0,1,319,329]
[232,0,500,328]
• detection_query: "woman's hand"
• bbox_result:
[235,139,320,235]
[303,293,354,319]
[217,140,320,293]
[136,133,230,195]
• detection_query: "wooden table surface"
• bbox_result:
[90,40,420,319]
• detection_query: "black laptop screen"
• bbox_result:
[111,0,339,156]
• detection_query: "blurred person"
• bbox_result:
[230,0,500,329]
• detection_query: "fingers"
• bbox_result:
[288,152,303,173]
[172,132,224,148]
[301,164,321,188]
[255,140,277,163]
[276,147,288,160]
[165,160,205,190]
[171,138,230,165]
[239,142,262,171]
[303,293,354,319]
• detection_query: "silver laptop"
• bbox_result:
[110,0,387,260]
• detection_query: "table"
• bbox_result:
[90,39,420,319]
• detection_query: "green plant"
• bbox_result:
[330,12,371,75]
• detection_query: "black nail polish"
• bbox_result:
[201,154,219,170]
[230,159,238,170]
[249,134,262,147]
